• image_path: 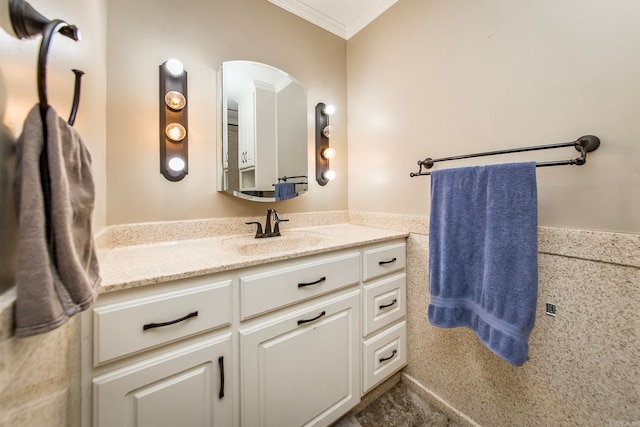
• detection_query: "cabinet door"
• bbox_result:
[93,334,232,427]
[238,87,256,169]
[240,291,360,427]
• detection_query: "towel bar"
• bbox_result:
[410,135,600,177]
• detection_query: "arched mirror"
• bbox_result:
[218,61,308,202]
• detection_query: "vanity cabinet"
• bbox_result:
[360,242,408,394]
[84,275,235,427]
[92,334,232,427]
[238,250,361,427]
[84,237,407,427]
[240,290,360,427]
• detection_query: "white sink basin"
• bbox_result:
[222,231,338,256]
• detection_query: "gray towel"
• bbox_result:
[13,105,100,337]
[428,162,538,366]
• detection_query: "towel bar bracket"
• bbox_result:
[575,135,600,153]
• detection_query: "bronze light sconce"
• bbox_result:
[315,102,336,186]
[159,59,188,181]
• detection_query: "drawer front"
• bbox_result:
[362,242,406,282]
[240,252,360,320]
[362,273,406,337]
[94,280,231,365]
[362,321,407,394]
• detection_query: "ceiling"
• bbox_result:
[268,0,398,40]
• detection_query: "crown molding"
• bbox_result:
[268,0,397,40]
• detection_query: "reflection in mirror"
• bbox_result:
[218,61,308,202]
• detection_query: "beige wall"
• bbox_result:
[347,0,640,234]
[0,0,107,228]
[106,0,348,225]
[348,1,640,423]
[0,0,107,295]
[0,1,106,425]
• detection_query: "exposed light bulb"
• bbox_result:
[323,147,336,160]
[165,91,186,110]
[165,58,184,76]
[168,157,186,172]
[165,123,186,141]
[323,104,335,115]
[323,169,336,181]
[322,125,332,138]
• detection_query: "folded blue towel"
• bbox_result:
[275,182,297,201]
[428,162,538,366]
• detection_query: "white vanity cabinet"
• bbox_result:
[92,334,232,427]
[240,290,360,427]
[84,275,235,427]
[360,242,408,394]
[238,251,362,427]
[84,236,408,427]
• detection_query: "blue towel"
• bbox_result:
[428,162,538,366]
[275,182,297,201]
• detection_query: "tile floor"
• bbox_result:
[335,382,463,427]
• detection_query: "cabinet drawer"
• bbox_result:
[362,321,407,394]
[362,242,406,282]
[94,280,231,365]
[240,252,360,320]
[362,273,406,337]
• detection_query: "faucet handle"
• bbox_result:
[245,221,264,237]
[273,217,289,234]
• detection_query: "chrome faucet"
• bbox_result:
[246,209,289,238]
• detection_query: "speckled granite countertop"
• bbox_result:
[97,223,408,293]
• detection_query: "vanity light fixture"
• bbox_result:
[159,58,188,181]
[316,102,336,186]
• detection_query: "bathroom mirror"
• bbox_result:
[218,61,308,202]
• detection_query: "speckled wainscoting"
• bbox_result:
[350,211,640,427]
[0,291,80,427]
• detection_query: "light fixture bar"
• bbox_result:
[159,59,188,181]
[315,102,334,186]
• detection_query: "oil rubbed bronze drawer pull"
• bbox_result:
[298,276,326,288]
[142,311,199,331]
[379,349,397,363]
[379,299,398,310]
[378,257,397,266]
[297,310,326,326]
